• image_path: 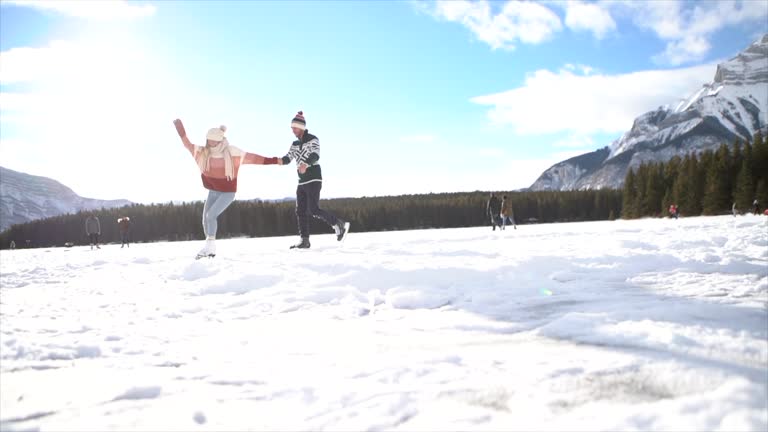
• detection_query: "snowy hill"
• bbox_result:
[0,166,132,231]
[531,34,768,191]
[1,215,766,430]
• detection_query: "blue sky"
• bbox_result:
[1,0,766,203]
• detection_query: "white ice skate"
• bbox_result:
[195,239,216,260]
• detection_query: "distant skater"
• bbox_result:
[118,217,132,248]
[500,195,517,230]
[85,213,101,249]
[668,204,679,219]
[487,193,502,231]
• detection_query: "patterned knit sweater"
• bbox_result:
[281,130,322,185]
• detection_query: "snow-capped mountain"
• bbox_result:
[0,166,132,232]
[530,34,768,191]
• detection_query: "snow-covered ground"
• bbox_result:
[1,215,767,431]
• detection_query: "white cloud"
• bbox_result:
[553,134,595,148]
[5,0,156,20]
[0,38,192,203]
[421,0,766,64]
[616,0,768,65]
[690,0,768,34]
[564,1,616,39]
[653,34,711,66]
[618,1,684,39]
[564,63,595,75]
[0,40,142,85]
[470,62,715,135]
[432,0,562,50]
[0,40,161,118]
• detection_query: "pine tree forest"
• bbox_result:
[0,190,623,249]
[622,131,768,219]
[2,132,765,250]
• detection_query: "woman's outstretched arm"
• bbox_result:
[243,152,282,165]
[173,119,195,154]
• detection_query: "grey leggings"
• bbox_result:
[202,190,236,238]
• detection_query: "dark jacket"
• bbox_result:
[281,130,322,185]
[487,196,501,215]
[85,216,101,235]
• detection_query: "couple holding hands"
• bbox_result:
[173,111,349,259]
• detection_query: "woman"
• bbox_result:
[500,195,516,230]
[173,119,281,258]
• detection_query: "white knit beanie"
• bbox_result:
[206,125,227,141]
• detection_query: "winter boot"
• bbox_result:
[290,238,311,249]
[195,238,216,259]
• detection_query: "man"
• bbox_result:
[279,111,349,249]
[85,213,101,249]
[487,193,502,231]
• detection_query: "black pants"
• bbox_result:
[89,233,99,245]
[121,231,130,246]
[490,214,501,228]
[296,181,339,239]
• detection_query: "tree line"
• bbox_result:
[622,131,768,218]
[3,131,765,250]
[0,189,623,249]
